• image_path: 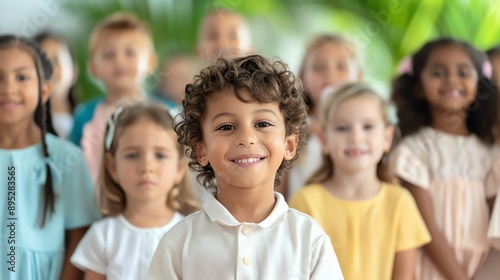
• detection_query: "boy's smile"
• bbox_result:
[197,89,297,190]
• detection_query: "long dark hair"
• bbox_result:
[34,32,79,136]
[0,35,56,227]
[391,38,499,144]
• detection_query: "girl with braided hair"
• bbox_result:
[71,102,199,280]
[0,35,100,279]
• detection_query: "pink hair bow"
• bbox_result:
[482,61,493,79]
[397,56,413,76]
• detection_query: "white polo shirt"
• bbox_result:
[146,192,344,279]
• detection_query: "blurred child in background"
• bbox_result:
[157,53,199,107]
[391,38,500,280]
[35,32,79,139]
[284,34,363,198]
[69,12,157,182]
[197,8,253,62]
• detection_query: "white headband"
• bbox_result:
[104,105,183,151]
[105,106,124,151]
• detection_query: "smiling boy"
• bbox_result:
[146,54,343,279]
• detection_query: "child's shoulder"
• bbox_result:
[46,133,84,157]
[382,183,412,198]
[392,127,438,157]
[74,96,105,119]
[397,127,431,146]
[380,183,418,207]
[44,134,88,178]
[290,184,326,202]
[87,215,120,230]
[286,207,330,236]
[163,209,205,234]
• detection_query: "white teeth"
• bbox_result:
[442,89,461,97]
[234,158,261,164]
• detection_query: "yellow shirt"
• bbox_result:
[289,183,431,280]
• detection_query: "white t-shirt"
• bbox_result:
[146,192,344,280]
[288,134,324,199]
[71,212,184,280]
[52,112,74,139]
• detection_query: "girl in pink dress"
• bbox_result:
[390,38,500,280]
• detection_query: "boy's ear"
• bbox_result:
[384,125,396,152]
[196,143,209,166]
[284,132,299,160]
[41,81,52,104]
[105,153,120,184]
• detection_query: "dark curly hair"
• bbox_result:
[392,37,499,144]
[175,54,308,191]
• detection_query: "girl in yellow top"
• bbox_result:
[289,83,431,280]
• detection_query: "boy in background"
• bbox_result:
[69,12,157,182]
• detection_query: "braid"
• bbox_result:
[31,38,57,227]
[0,35,57,227]
[43,100,58,136]
[39,96,55,227]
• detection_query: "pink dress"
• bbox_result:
[390,127,499,279]
[489,161,500,249]
[81,103,114,183]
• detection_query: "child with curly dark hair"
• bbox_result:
[146,54,343,279]
[390,38,500,280]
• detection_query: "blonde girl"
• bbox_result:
[284,34,363,198]
[290,83,430,280]
[71,102,199,280]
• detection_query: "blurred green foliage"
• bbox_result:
[62,0,500,102]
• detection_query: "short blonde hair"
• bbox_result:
[88,12,155,56]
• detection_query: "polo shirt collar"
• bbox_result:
[203,192,288,228]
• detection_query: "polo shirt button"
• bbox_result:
[242,227,251,236]
[243,257,250,265]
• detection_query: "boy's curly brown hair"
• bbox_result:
[175,54,308,190]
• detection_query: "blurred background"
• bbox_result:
[1,0,500,101]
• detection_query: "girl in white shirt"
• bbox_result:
[71,102,200,280]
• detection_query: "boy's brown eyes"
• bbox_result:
[216,124,234,131]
